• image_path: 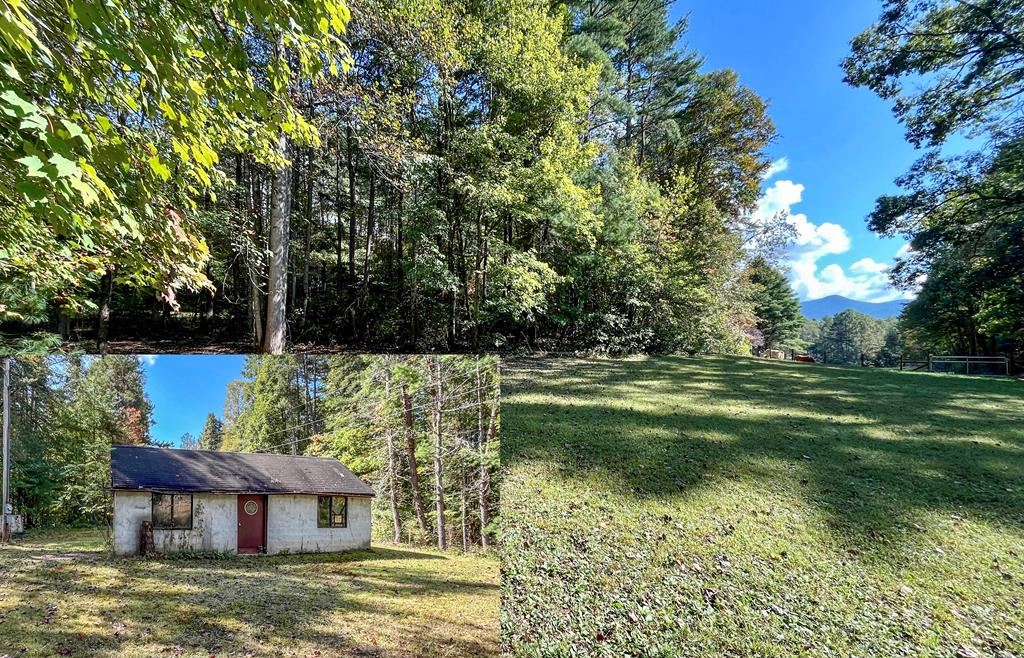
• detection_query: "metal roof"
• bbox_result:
[110,445,375,497]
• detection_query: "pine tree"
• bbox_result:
[749,258,803,352]
[197,413,224,451]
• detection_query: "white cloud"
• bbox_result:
[850,257,888,275]
[753,173,912,302]
[764,157,789,180]
[140,355,158,366]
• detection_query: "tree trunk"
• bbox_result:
[96,268,114,355]
[432,358,447,551]
[401,383,429,533]
[460,481,468,552]
[263,129,291,354]
[362,171,376,290]
[335,138,345,290]
[382,368,403,543]
[346,123,357,290]
[201,259,214,328]
[250,163,266,351]
[480,370,498,548]
[386,427,403,543]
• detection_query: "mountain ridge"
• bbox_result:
[800,294,907,320]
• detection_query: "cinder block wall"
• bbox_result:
[112,491,237,556]
[266,494,372,554]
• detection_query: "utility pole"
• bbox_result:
[2,357,11,543]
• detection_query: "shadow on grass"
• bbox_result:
[0,542,498,657]
[504,355,1024,551]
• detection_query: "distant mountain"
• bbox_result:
[800,295,907,320]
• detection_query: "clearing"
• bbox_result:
[0,528,498,658]
[502,355,1024,657]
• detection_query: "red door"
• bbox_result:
[237,495,266,554]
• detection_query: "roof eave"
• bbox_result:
[110,486,375,497]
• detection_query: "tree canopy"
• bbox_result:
[748,257,802,353]
[5,355,152,526]
[1,0,787,356]
[844,0,1024,363]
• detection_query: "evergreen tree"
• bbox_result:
[75,356,153,445]
[749,258,802,352]
[197,413,224,451]
[804,310,894,365]
[7,355,156,526]
[2,0,785,357]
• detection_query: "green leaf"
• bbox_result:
[60,118,84,139]
[49,153,78,178]
[148,155,170,181]
[0,89,35,116]
[1,62,22,82]
[69,176,98,205]
[16,180,47,202]
[19,114,47,132]
[16,154,46,177]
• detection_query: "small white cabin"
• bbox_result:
[110,445,374,556]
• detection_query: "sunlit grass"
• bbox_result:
[0,527,498,657]
[501,355,1024,657]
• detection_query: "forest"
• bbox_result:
[1,0,1021,364]
[4,354,500,551]
[0,0,787,354]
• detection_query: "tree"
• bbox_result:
[74,356,153,445]
[198,413,224,451]
[227,356,324,453]
[803,310,894,365]
[180,432,198,450]
[843,0,1024,149]
[7,355,156,527]
[749,258,802,352]
[0,0,351,350]
[2,0,785,358]
[844,0,1024,364]
[312,355,499,549]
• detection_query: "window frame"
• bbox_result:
[317,495,348,529]
[151,492,194,531]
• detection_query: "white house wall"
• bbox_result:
[112,491,237,556]
[113,491,372,556]
[265,495,372,554]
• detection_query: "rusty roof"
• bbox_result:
[111,445,375,497]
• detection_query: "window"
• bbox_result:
[152,493,193,530]
[317,496,347,528]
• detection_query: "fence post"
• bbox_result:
[927,353,932,372]
[899,354,903,371]
[860,353,865,367]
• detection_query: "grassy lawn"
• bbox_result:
[501,355,1024,657]
[0,528,498,658]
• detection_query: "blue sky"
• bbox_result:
[140,355,245,447]
[679,0,920,301]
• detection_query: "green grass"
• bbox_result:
[0,527,498,658]
[501,355,1024,657]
